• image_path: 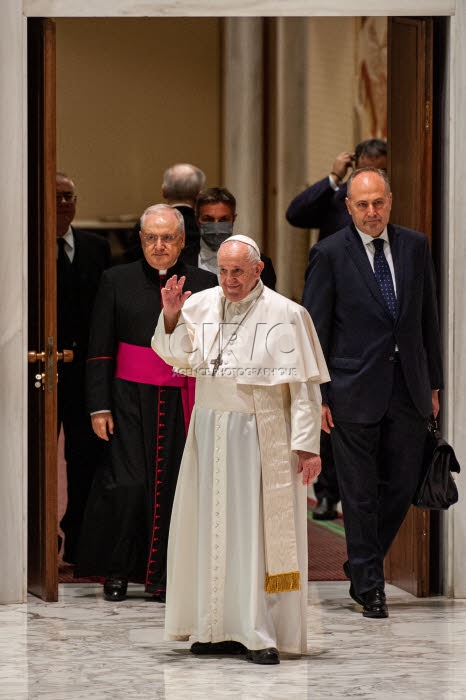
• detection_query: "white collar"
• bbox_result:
[60,227,75,251]
[356,226,389,247]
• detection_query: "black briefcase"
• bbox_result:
[412,416,461,510]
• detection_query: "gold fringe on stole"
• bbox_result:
[253,385,301,595]
[265,571,301,594]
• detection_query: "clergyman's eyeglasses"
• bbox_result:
[140,232,179,244]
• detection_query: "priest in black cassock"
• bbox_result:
[76,204,217,602]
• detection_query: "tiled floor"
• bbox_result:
[1,581,465,699]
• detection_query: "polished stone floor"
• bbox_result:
[1,581,465,699]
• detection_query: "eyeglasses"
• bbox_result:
[56,192,76,203]
[140,232,179,244]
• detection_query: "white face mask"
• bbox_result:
[199,222,233,251]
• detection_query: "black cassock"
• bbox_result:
[76,258,217,593]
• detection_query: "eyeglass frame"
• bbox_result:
[140,231,181,245]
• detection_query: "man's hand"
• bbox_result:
[331,151,355,181]
[161,275,192,333]
[297,451,322,486]
[321,404,334,434]
[432,389,440,418]
[91,411,114,441]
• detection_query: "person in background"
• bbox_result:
[56,171,111,565]
[302,168,443,619]
[286,138,387,240]
[286,138,387,521]
[76,205,217,602]
[180,186,277,290]
[125,163,205,263]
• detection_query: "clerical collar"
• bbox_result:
[356,226,389,248]
[141,258,183,282]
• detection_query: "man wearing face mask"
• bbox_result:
[180,187,277,290]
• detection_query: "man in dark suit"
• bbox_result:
[56,171,111,564]
[180,186,277,290]
[287,139,387,521]
[302,167,443,619]
[161,162,206,254]
[124,163,205,264]
[286,138,387,240]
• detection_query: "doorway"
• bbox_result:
[27,13,448,600]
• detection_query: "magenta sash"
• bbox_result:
[115,341,195,435]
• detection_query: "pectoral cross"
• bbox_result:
[210,354,222,376]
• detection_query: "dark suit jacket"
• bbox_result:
[58,227,111,360]
[302,224,443,423]
[174,204,199,249]
[286,177,350,240]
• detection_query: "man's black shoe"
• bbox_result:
[312,497,338,520]
[246,647,280,665]
[150,590,166,603]
[343,560,364,606]
[362,588,388,619]
[190,641,247,655]
[103,577,128,602]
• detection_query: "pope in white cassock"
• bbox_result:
[152,235,329,665]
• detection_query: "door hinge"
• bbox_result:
[425,100,432,133]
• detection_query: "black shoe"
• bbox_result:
[313,498,338,520]
[362,588,388,619]
[343,560,364,606]
[190,641,247,655]
[103,577,128,602]
[246,647,280,665]
[150,590,166,603]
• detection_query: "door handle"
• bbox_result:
[28,349,74,363]
[57,349,74,363]
[28,344,74,390]
[28,350,46,363]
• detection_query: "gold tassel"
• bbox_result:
[264,571,301,594]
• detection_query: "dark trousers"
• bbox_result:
[58,361,108,563]
[313,430,341,504]
[330,363,428,596]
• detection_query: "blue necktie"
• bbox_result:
[373,238,397,318]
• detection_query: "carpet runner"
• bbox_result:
[59,499,347,584]
[307,498,347,581]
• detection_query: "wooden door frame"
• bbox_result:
[385,16,439,597]
[27,17,58,601]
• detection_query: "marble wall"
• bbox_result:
[0,0,27,604]
[0,0,462,604]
